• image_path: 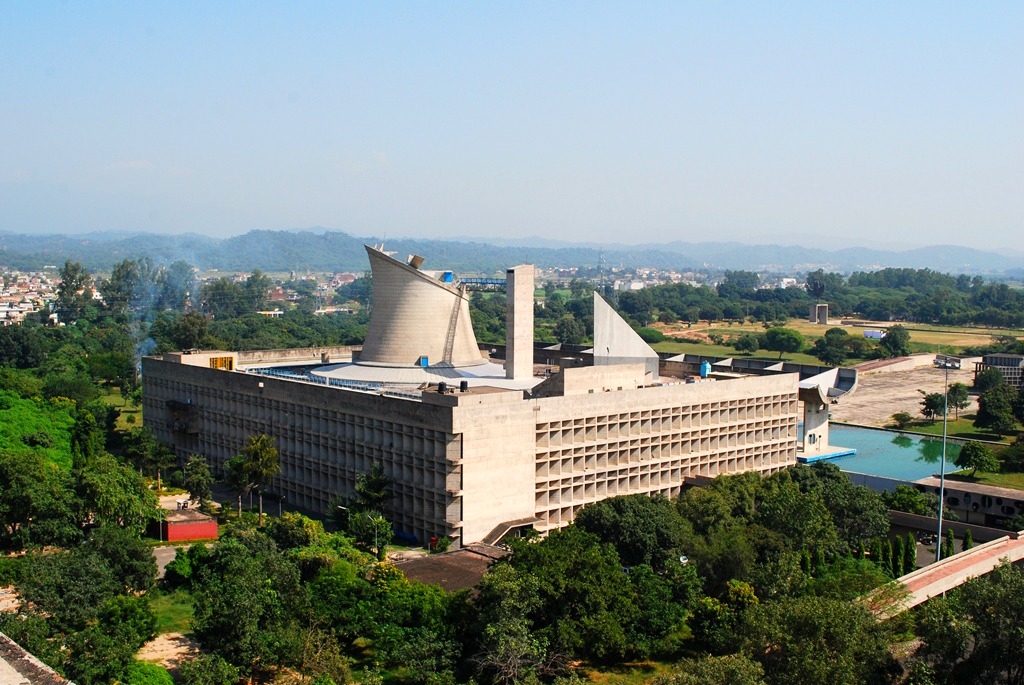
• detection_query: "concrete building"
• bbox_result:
[143,246,854,547]
[974,353,1024,389]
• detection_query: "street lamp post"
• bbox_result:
[278,495,286,517]
[936,358,950,563]
[337,505,380,559]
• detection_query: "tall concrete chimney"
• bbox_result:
[506,265,534,380]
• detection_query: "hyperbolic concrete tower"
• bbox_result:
[505,264,535,380]
[359,245,484,367]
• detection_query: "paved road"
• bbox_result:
[153,545,189,579]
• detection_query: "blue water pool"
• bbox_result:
[826,424,962,481]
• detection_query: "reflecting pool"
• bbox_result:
[827,424,963,481]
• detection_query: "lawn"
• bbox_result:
[946,471,1024,491]
[896,416,1015,445]
[651,339,824,366]
[98,385,143,430]
[148,588,194,634]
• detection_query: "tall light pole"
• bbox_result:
[337,505,380,559]
[935,357,950,563]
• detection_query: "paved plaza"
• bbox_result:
[829,365,977,427]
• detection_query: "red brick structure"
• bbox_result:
[155,509,218,542]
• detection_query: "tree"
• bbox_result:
[974,384,1018,433]
[883,485,939,517]
[763,327,804,359]
[954,441,999,477]
[0,450,81,550]
[811,328,850,366]
[352,461,392,512]
[224,453,254,518]
[653,654,767,685]
[947,382,970,419]
[189,534,303,677]
[961,529,973,551]
[574,494,691,570]
[974,367,1005,393]
[348,510,393,560]
[88,524,158,593]
[183,454,214,506]
[75,454,162,534]
[919,391,946,422]
[740,596,896,685]
[55,260,93,324]
[879,325,911,358]
[734,333,760,354]
[916,562,1024,684]
[890,412,914,429]
[240,434,280,526]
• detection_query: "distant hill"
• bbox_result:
[0,229,1020,276]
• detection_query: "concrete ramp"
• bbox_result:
[866,533,1024,618]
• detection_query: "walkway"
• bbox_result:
[867,533,1024,618]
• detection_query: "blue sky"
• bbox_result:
[1,2,1021,249]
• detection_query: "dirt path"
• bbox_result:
[137,633,200,671]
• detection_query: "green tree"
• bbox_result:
[653,654,767,685]
[947,382,971,419]
[974,384,1018,433]
[954,441,1000,476]
[811,328,850,366]
[973,366,1005,392]
[740,596,896,685]
[88,524,158,592]
[763,327,804,359]
[55,260,93,325]
[352,461,393,512]
[574,494,691,570]
[961,529,973,551]
[75,453,161,534]
[879,325,911,358]
[0,450,81,550]
[916,561,1024,684]
[178,654,242,685]
[883,485,939,517]
[348,510,393,561]
[890,411,914,429]
[919,391,946,422]
[183,454,214,505]
[240,434,280,526]
[190,533,304,676]
[734,333,760,354]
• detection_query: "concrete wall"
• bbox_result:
[360,246,482,367]
[506,265,535,380]
[237,346,357,365]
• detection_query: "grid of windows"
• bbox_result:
[533,394,798,530]
[143,368,459,544]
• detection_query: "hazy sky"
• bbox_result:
[2,3,1021,249]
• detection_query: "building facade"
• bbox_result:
[143,352,799,546]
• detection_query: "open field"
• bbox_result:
[702,319,1017,349]
[948,471,1024,490]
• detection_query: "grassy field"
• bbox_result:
[149,588,194,634]
[650,317,1024,367]
[947,471,1024,491]
[651,339,824,366]
[896,416,1016,445]
[98,385,142,430]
